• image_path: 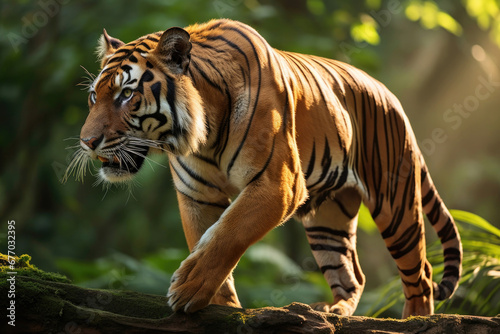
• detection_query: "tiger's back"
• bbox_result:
[71,18,462,317]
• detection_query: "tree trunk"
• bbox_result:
[1,273,499,333]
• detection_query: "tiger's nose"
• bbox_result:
[81,134,104,150]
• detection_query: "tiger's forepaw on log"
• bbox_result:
[167,254,220,313]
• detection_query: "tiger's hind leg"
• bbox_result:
[366,159,434,317]
[300,187,365,315]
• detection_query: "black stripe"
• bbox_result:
[125,78,137,86]
[307,234,341,242]
[310,244,348,255]
[443,247,461,262]
[195,41,228,54]
[121,64,132,72]
[387,222,421,259]
[249,136,276,184]
[421,167,428,183]
[170,162,197,192]
[360,91,370,163]
[442,265,460,278]
[387,109,400,203]
[370,93,382,194]
[305,226,351,239]
[113,48,134,56]
[304,141,316,180]
[137,41,152,50]
[402,276,422,287]
[206,19,224,31]
[331,163,349,191]
[224,29,261,175]
[176,189,228,209]
[308,57,340,84]
[320,264,343,273]
[307,137,331,189]
[437,218,457,243]
[135,47,150,54]
[191,57,233,163]
[388,222,419,251]
[191,55,227,88]
[381,164,414,239]
[330,284,356,293]
[166,74,182,137]
[138,112,167,133]
[370,194,383,220]
[317,168,339,194]
[212,85,232,164]
[427,199,441,224]
[136,69,154,94]
[436,280,455,300]
[190,60,224,93]
[382,106,391,186]
[101,64,119,75]
[151,81,162,113]
[146,35,160,43]
[282,91,289,135]
[333,197,356,220]
[193,154,219,168]
[437,284,446,300]
[176,158,221,190]
[388,233,421,260]
[422,189,434,207]
[108,54,132,65]
[125,119,142,131]
[398,260,422,276]
[381,205,403,239]
[405,287,431,300]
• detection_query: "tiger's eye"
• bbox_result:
[122,88,132,98]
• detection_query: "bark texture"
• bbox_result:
[1,274,499,334]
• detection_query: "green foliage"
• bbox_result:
[465,0,500,46]
[351,15,380,45]
[434,210,500,315]
[359,210,500,317]
[56,244,331,309]
[1,0,499,319]
[405,1,462,35]
[31,209,500,316]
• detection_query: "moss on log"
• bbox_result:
[1,256,499,333]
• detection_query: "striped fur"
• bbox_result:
[71,19,462,317]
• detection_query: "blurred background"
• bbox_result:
[1,0,499,317]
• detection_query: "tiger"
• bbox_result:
[67,18,462,318]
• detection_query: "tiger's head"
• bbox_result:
[71,27,206,183]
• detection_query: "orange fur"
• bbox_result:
[72,19,462,317]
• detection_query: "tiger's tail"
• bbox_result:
[421,164,462,300]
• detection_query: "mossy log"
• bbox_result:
[1,274,499,334]
[0,256,499,334]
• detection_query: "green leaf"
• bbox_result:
[307,0,325,16]
[437,12,463,35]
[451,209,500,238]
[351,19,380,45]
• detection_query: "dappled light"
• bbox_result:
[1,0,499,321]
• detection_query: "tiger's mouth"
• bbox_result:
[98,146,149,182]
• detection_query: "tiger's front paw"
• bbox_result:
[167,255,219,313]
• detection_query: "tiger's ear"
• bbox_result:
[155,27,192,74]
[96,29,125,68]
